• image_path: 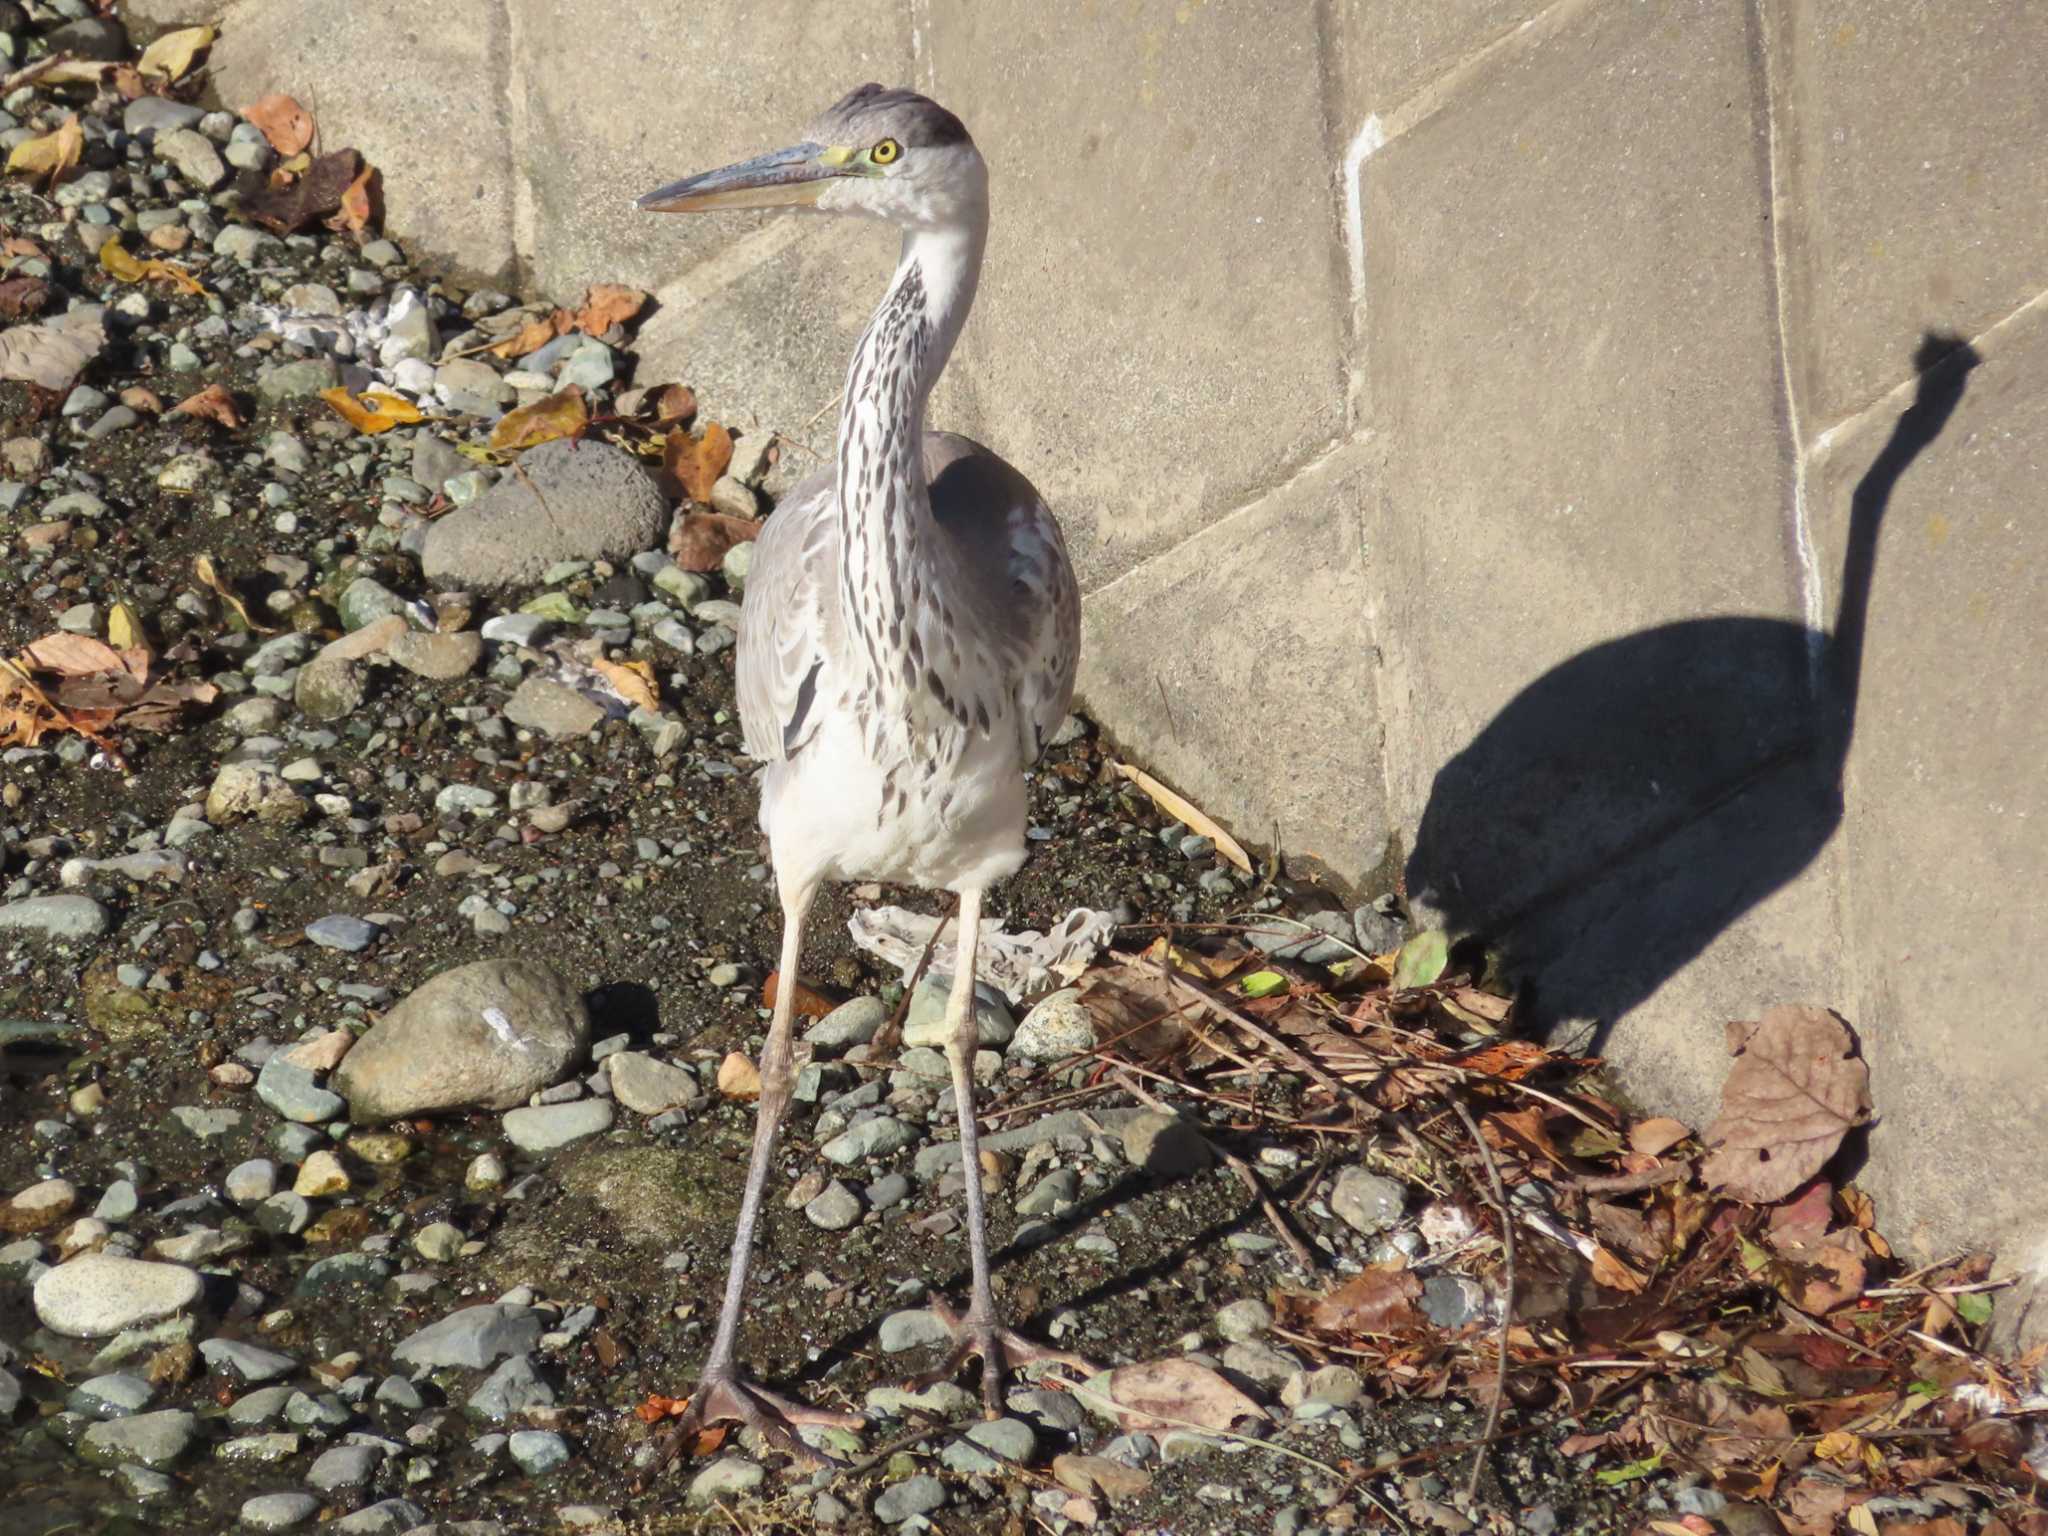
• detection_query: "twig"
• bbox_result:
[1,51,78,93]
[1569,1162,1693,1195]
[1863,1278,2013,1300]
[1163,968,1384,1127]
[1447,1095,1514,1506]
[1109,1066,1318,1270]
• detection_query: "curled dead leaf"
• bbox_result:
[193,554,276,634]
[1631,1116,1692,1157]
[332,162,379,234]
[1303,1264,1425,1335]
[99,240,206,296]
[243,94,315,156]
[589,654,659,714]
[6,115,83,187]
[652,384,697,425]
[572,283,648,334]
[489,312,567,360]
[169,382,244,429]
[762,971,834,1021]
[663,421,733,504]
[242,149,364,234]
[1701,1005,1871,1204]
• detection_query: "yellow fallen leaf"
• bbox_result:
[98,241,206,297]
[1111,762,1253,873]
[488,388,587,455]
[137,24,214,81]
[106,602,144,652]
[320,387,423,436]
[591,656,659,714]
[6,115,83,187]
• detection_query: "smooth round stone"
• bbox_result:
[878,1308,952,1354]
[1329,1167,1406,1236]
[304,914,379,953]
[33,1253,203,1338]
[1009,988,1097,1062]
[508,1429,570,1475]
[79,1409,198,1469]
[225,1160,279,1204]
[687,1457,764,1506]
[241,1491,321,1531]
[502,1099,613,1153]
[902,973,1016,1049]
[803,1180,862,1232]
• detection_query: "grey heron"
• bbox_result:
[637,84,1084,1457]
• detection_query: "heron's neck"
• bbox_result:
[835,216,985,683]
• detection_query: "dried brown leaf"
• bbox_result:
[1104,1358,1266,1433]
[23,633,128,678]
[242,149,362,234]
[331,162,378,234]
[1588,1243,1649,1294]
[320,387,423,436]
[1631,1116,1692,1157]
[169,382,243,429]
[1701,1006,1871,1204]
[589,654,659,714]
[488,311,568,360]
[667,510,762,572]
[652,383,697,425]
[0,276,50,320]
[664,420,734,504]
[0,307,104,392]
[99,239,206,296]
[1305,1264,1425,1335]
[572,283,648,334]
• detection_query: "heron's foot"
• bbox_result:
[654,1370,866,1471]
[906,1296,1098,1418]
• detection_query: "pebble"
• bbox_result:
[1215,1298,1274,1342]
[503,1098,614,1152]
[804,1180,862,1231]
[68,1371,155,1417]
[199,1338,298,1383]
[874,1475,947,1523]
[308,1442,380,1491]
[79,1409,199,1469]
[1329,1167,1407,1236]
[504,676,606,739]
[806,995,889,1051]
[32,1254,203,1338]
[292,1150,350,1197]
[821,1114,920,1165]
[0,893,112,941]
[206,762,306,824]
[240,1492,321,1532]
[878,1308,953,1353]
[413,1221,465,1261]
[304,914,380,953]
[393,1304,543,1370]
[1010,988,1096,1061]
[1121,1111,1214,1177]
[469,1354,555,1420]
[333,959,592,1120]
[1,1176,77,1233]
[902,972,1017,1048]
[387,630,483,679]
[606,1051,701,1115]
[688,1457,765,1505]
[256,1057,346,1122]
[154,127,227,190]
[508,1428,571,1474]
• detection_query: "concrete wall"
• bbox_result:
[144,0,2048,1308]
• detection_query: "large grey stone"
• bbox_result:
[392,1303,544,1370]
[33,1254,203,1338]
[420,439,667,588]
[1770,2,2048,425]
[197,0,517,282]
[332,959,591,1120]
[1809,316,2048,1287]
[79,1410,198,1469]
[1079,442,1389,884]
[926,0,1345,589]
[0,894,111,941]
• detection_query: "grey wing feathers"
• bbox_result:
[735,467,839,763]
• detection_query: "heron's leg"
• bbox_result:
[911,886,1093,1416]
[659,877,864,1468]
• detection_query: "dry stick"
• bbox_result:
[0,51,77,93]
[1108,1066,1318,1270]
[1569,1162,1693,1195]
[1446,1094,1515,1507]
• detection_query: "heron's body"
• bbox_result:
[746,429,1077,894]
[637,84,1086,1459]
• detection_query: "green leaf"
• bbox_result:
[1594,1452,1664,1486]
[1955,1291,1994,1326]
[1905,1379,1941,1398]
[1239,970,1288,999]
[1736,1235,1772,1274]
[520,591,584,623]
[1391,929,1449,990]
[1570,1127,1623,1159]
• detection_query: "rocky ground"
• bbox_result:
[3,11,2044,1536]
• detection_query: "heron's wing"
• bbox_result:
[736,467,841,763]
[925,432,1080,764]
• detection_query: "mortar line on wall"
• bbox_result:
[907,0,936,96]
[1083,433,1372,603]
[496,0,537,292]
[1753,0,1824,689]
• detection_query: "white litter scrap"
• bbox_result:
[847,905,1118,1004]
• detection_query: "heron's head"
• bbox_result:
[637,84,986,232]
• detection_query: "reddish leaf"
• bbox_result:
[0,276,51,319]
[169,383,244,429]
[242,149,364,235]
[1766,1180,1836,1252]
[488,312,568,360]
[762,971,834,1020]
[1630,1116,1692,1156]
[571,283,647,334]
[667,511,761,572]
[663,421,733,503]
[1103,1358,1266,1433]
[243,93,315,156]
[1305,1265,1424,1335]
[330,162,379,234]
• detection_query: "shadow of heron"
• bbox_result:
[1405,333,1979,1057]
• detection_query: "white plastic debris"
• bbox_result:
[847,905,1118,1004]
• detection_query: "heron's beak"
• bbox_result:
[636,142,846,213]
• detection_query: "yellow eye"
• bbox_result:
[870,138,901,166]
